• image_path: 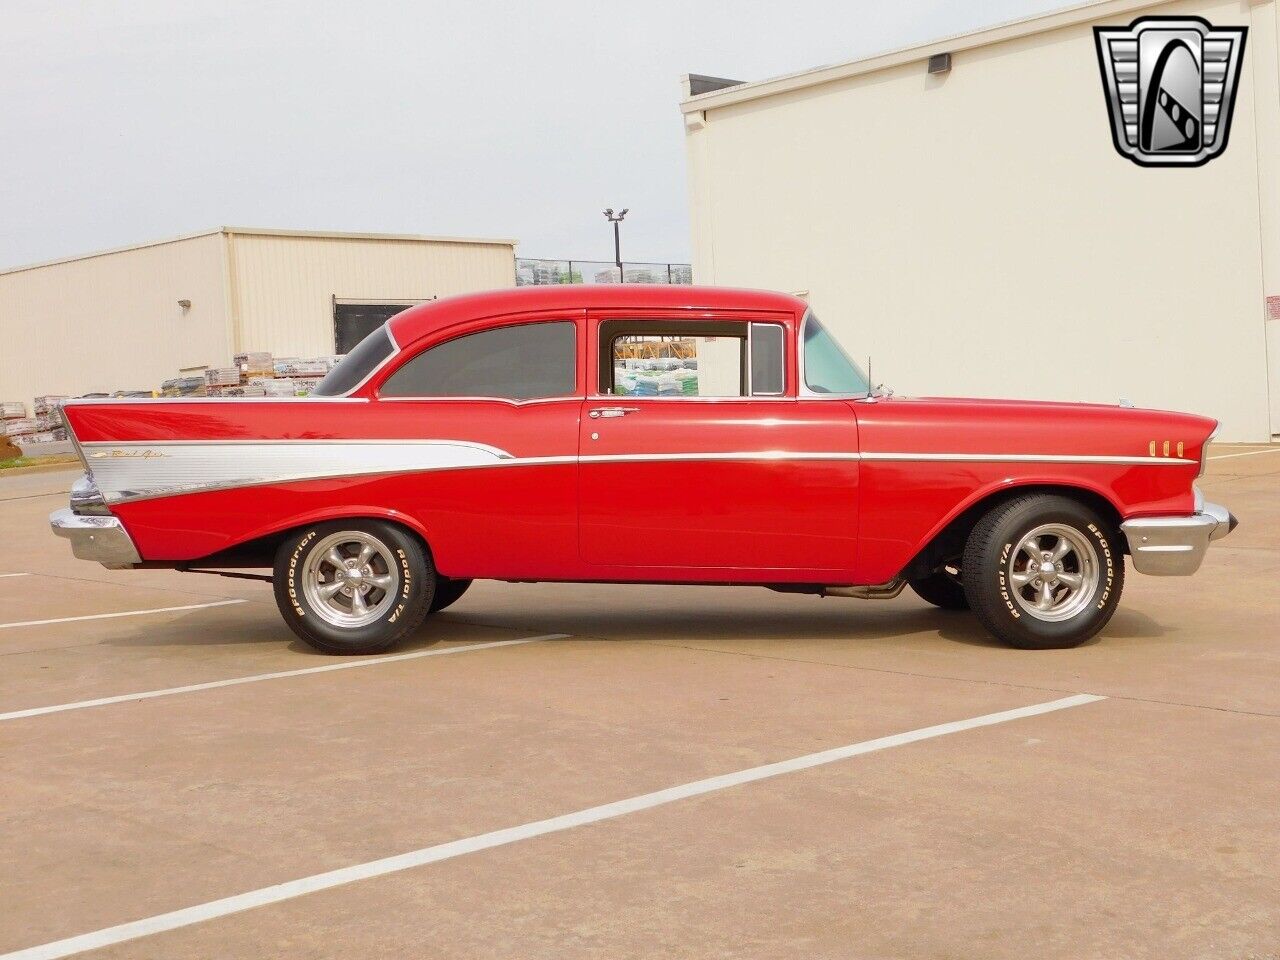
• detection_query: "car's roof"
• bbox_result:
[389,284,806,345]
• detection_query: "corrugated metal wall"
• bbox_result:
[0,233,230,407]
[683,0,1275,441]
[227,233,516,358]
[0,230,516,408]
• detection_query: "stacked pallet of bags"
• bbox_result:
[612,357,700,397]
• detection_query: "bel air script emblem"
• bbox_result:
[89,449,167,459]
[1094,16,1246,167]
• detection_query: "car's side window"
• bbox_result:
[600,320,784,398]
[380,321,576,400]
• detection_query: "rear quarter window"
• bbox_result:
[311,327,396,396]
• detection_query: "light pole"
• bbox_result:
[603,208,628,283]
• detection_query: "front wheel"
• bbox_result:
[273,519,436,655]
[962,495,1124,650]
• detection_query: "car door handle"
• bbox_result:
[589,407,639,419]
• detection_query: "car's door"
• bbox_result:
[578,309,861,578]
[374,310,585,580]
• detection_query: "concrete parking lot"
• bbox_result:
[2,447,1278,959]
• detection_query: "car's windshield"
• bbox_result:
[802,311,870,395]
[312,326,395,396]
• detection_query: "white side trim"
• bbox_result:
[0,694,1103,960]
[82,440,514,504]
[76,439,1194,505]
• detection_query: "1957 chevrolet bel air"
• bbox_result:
[51,286,1235,654]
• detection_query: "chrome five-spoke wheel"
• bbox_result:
[301,531,400,628]
[1008,523,1099,622]
[963,495,1123,649]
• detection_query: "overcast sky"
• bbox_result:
[1,0,1073,270]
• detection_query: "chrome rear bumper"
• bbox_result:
[1121,500,1236,576]
[49,508,141,569]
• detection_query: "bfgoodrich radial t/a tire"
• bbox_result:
[962,494,1124,650]
[273,519,435,655]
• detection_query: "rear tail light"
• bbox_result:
[70,474,110,516]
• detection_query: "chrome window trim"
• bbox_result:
[797,309,871,401]
[378,395,582,407]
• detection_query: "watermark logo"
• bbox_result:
[1094,16,1246,167]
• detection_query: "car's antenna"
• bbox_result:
[867,355,873,395]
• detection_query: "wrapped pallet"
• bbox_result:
[3,417,37,437]
[33,395,69,415]
[234,352,274,381]
[25,430,65,444]
[262,379,297,397]
[2,401,27,420]
[204,367,239,388]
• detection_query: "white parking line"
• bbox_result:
[0,693,1104,960]
[0,573,30,579]
[0,634,568,722]
[0,599,247,631]
[1209,447,1280,461]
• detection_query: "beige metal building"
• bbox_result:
[0,227,515,405]
[681,0,1280,441]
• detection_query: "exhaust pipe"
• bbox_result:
[821,579,905,600]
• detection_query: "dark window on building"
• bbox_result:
[380,321,577,400]
[334,302,416,354]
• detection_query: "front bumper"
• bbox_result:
[1121,500,1237,576]
[49,508,141,569]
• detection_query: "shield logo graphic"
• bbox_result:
[1094,16,1247,167]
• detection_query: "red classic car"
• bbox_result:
[51,286,1235,653]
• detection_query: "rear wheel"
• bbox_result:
[430,577,473,613]
[962,495,1124,650]
[908,565,968,610]
[273,519,435,655]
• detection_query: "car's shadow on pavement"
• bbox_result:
[99,592,1167,657]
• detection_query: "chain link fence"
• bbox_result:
[516,258,692,286]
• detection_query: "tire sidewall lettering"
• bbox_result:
[997,541,1021,619]
[1088,523,1116,609]
[997,518,1116,625]
[286,530,318,618]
